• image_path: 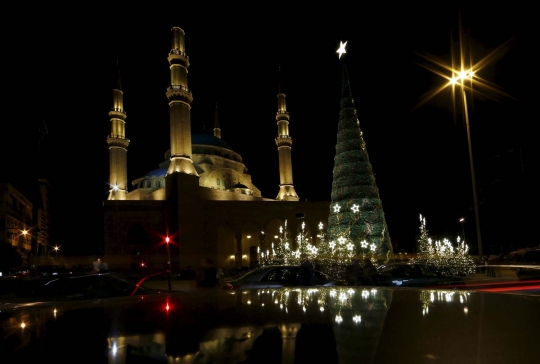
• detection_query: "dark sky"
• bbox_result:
[2,3,536,254]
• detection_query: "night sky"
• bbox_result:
[2,4,537,255]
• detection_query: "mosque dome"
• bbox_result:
[144,167,168,178]
[132,133,243,191]
[192,134,232,150]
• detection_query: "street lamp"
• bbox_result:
[165,236,172,291]
[417,27,513,258]
[459,217,466,241]
[451,69,483,257]
[296,213,305,258]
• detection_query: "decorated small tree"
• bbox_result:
[260,220,299,266]
[417,214,430,259]
[415,214,475,276]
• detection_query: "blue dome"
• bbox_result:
[145,167,168,178]
[192,134,232,150]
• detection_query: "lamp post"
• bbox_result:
[459,217,466,241]
[295,213,305,258]
[451,70,483,257]
[165,236,172,291]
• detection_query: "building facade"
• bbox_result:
[103,26,329,271]
[0,183,33,254]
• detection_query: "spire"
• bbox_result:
[325,62,393,266]
[213,102,221,139]
[115,55,122,91]
[278,64,281,94]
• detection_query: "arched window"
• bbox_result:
[217,178,220,186]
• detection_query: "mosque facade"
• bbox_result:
[103,26,330,271]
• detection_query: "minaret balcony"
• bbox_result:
[276,113,290,122]
[275,136,292,147]
[108,109,126,119]
[166,86,193,103]
[107,134,130,148]
[168,51,190,67]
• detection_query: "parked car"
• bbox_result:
[12,272,161,302]
[515,248,540,280]
[222,265,346,290]
[367,262,466,288]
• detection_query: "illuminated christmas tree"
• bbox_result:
[325,65,393,275]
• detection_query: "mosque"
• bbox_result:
[103,26,330,271]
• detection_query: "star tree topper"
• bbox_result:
[336,40,348,59]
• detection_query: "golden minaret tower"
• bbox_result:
[275,80,299,201]
[166,27,198,176]
[213,103,221,139]
[107,62,129,200]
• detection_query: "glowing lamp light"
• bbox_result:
[165,236,170,244]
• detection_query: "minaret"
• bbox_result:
[107,61,129,200]
[166,27,198,176]
[275,77,299,201]
[213,103,221,139]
